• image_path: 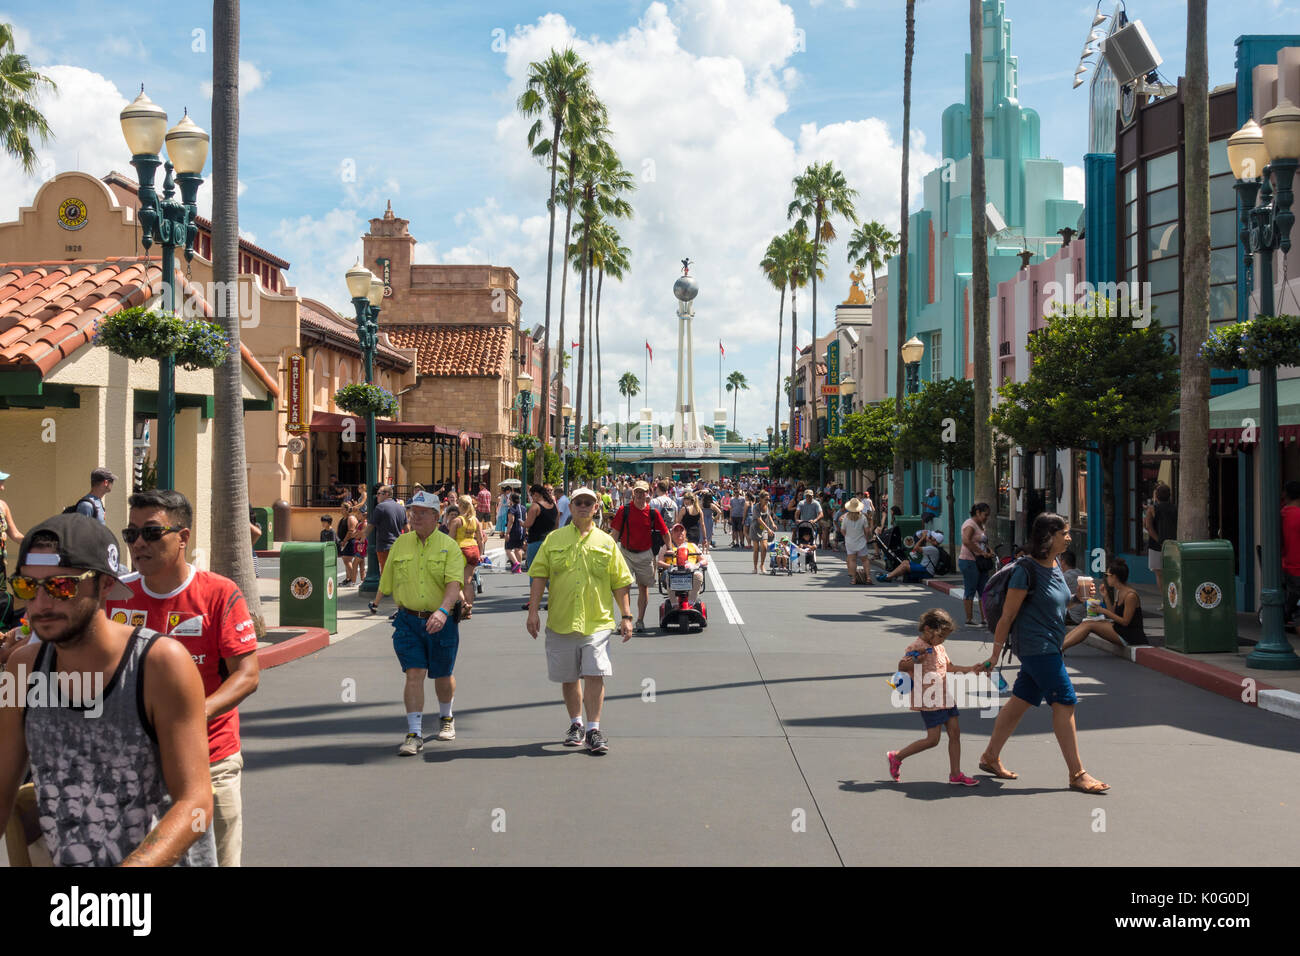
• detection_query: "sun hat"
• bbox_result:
[570,487,599,503]
[845,498,863,513]
[407,490,442,512]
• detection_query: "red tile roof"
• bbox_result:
[0,256,278,396]
[383,324,510,377]
[298,298,413,369]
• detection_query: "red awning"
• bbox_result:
[1154,424,1300,454]
[309,411,480,439]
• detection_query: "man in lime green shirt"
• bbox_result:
[371,491,466,756]
[527,486,634,754]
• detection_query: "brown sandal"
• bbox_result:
[978,757,1018,779]
[1069,769,1109,793]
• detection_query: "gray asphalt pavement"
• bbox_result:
[240,543,1300,866]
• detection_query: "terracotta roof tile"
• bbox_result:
[383,324,510,377]
[0,256,278,396]
[298,299,413,368]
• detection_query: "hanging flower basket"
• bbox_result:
[93,307,185,361]
[93,306,231,370]
[511,434,540,452]
[1201,315,1300,371]
[335,383,399,418]
[175,321,231,371]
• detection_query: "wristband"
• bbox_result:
[437,607,449,616]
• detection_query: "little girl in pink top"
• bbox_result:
[887,608,983,786]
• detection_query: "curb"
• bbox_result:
[257,627,331,669]
[925,578,1299,720]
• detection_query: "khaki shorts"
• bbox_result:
[621,546,655,588]
[545,628,613,682]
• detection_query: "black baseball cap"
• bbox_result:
[16,513,133,600]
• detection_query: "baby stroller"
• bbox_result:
[793,521,819,572]
[874,527,909,574]
[766,539,793,575]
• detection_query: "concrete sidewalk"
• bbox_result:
[925,573,1300,720]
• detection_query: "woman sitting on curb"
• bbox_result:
[1062,557,1146,651]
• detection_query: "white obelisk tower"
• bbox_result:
[672,260,702,443]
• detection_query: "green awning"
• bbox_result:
[1157,378,1300,452]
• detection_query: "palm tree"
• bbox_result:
[726,370,749,435]
[788,161,859,449]
[591,219,630,435]
[845,221,898,296]
[970,0,995,527]
[618,371,640,432]
[570,138,634,450]
[1179,0,1210,540]
[893,1,916,515]
[784,220,825,450]
[518,48,590,449]
[0,23,55,174]
[209,0,263,635]
[760,231,792,443]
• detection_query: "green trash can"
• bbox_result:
[251,507,273,550]
[280,541,337,633]
[1163,540,1236,653]
[896,515,924,541]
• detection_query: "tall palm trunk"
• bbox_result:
[554,158,576,454]
[574,231,588,452]
[587,248,595,448]
[596,266,604,433]
[210,0,263,636]
[970,0,995,535]
[790,285,799,449]
[1178,0,1210,541]
[811,212,822,446]
[774,284,786,443]
[539,117,561,448]
[893,0,915,516]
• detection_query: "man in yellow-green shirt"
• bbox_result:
[527,486,634,754]
[371,490,466,756]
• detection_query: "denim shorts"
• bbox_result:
[1011,652,1077,707]
[958,558,988,597]
[921,706,960,729]
[392,610,459,678]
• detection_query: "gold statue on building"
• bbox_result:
[842,269,868,305]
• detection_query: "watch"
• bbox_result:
[621,615,633,621]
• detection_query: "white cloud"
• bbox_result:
[1063,164,1085,204]
[669,0,799,74]
[272,207,366,307]
[199,60,267,100]
[0,64,130,213]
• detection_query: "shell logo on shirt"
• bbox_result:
[110,609,148,627]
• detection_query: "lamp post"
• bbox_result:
[1228,104,1300,670]
[766,424,774,452]
[561,402,573,492]
[516,371,535,491]
[839,375,858,489]
[345,262,386,594]
[747,439,760,466]
[901,335,926,513]
[120,89,209,491]
[781,421,789,450]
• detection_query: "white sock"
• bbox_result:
[570,716,584,728]
[406,713,422,735]
[588,721,599,731]
[439,699,454,718]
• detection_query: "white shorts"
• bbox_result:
[1148,548,1163,571]
[843,541,872,557]
[545,628,613,682]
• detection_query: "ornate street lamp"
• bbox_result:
[1228,103,1300,669]
[120,89,208,491]
[766,424,775,451]
[901,335,926,510]
[344,262,385,593]
[780,420,789,450]
[515,371,535,491]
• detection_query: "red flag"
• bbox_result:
[571,341,580,349]
[646,341,653,362]
[720,341,725,357]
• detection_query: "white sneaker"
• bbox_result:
[398,733,423,756]
[436,716,456,740]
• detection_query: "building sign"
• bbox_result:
[377,257,392,297]
[793,414,801,449]
[57,198,88,231]
[826,340,841,437]
[287,354,310,434]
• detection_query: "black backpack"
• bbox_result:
[935,546,954,576]
[980,556,1040,661]
[62,494,97,516]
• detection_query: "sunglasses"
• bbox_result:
[9,569,99,601]
[121,525,184,544]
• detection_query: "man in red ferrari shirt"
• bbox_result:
[106,489,260,866]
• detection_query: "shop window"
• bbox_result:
[1210,209,1237,247]
[1147,186,1178,227]
[1210,175,1235,212]
[1210,246,1236,284]
[930,331,942,381]
[1209,138,1230,177]
[1150,292,1179,328]
[1126,200,1137,233]
[1209,283,1237,322]
[1146,152,1179,192]
[1124,167,1137,205]
[1124,446,1177,554]
[1148,257,1180,296]
[1147,222,1179,261]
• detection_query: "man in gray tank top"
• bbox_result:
[0,514,216,866]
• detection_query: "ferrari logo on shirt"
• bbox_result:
[167,614,205,637]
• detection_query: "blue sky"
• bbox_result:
[2,0,1298,439]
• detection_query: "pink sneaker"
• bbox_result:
[887,751,902,782]
[948,772,979,787]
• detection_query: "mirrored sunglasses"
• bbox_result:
[9,569,99,601]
